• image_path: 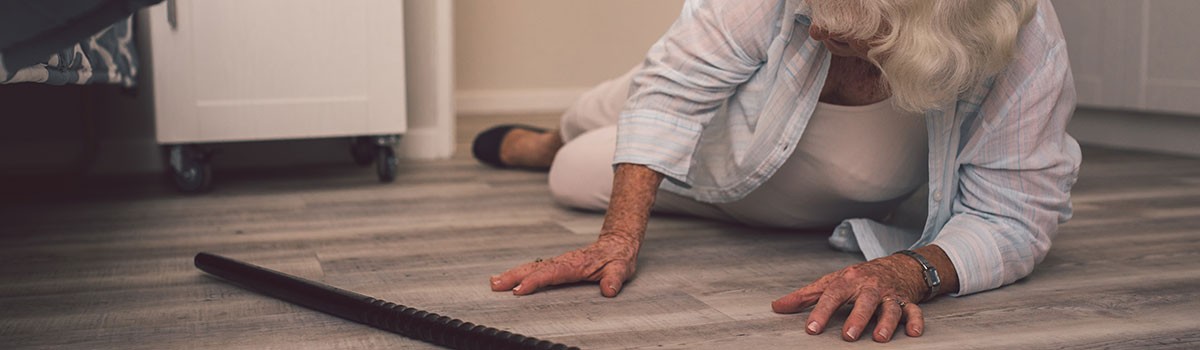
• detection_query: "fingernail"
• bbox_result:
[878,328,891,340]
[513,285,522,292]
[914,325,923,336]
[807,321,820,334]
[491,279,501,285]
[847,326,861,340]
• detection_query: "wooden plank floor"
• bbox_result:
[2,114,1199,349]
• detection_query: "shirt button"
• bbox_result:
[933,190,943,202]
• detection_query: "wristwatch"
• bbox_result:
[895,250,941,301]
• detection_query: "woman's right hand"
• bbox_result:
[490,234,640,297]
[492,164,661,297]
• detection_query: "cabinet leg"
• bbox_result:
[376,146,397,183]
[373,135,401,183]
[350,137,377,167]
[168,145,212,193]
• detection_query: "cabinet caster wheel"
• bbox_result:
[350,137,377,167]
[169,145,212,193]
[376,146,397,183]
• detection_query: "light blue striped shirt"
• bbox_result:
[613,0,1081,296]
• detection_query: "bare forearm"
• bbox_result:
[600,163,664,246]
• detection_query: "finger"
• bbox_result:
[491,261,545,291]
[597,262,630,298]
[772,273,837,314]
[902,302,925,337]
[771,284,824,314]
[804,284,850,335]
[872,299,903,343]
[512,262,582,296]
[841,291,881,341]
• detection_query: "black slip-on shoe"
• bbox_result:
[471,124,549,168]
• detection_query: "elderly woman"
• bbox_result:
[473,0,1079,343]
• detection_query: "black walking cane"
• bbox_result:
[194,252,580,350]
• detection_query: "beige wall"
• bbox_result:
[1052,0,1200,156]
[1054,0,1200,116]
[454,0,684,113]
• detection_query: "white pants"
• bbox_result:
[548,68,926,229]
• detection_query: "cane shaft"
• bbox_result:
[194,252,577,350]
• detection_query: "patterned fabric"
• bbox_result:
[613,0,1080,296]
[1,17,138,87]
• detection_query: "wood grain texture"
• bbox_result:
[1,115,1198,349]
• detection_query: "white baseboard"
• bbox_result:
[1069,107,1200,157]
[455,88,588,115]
[396,126,456,160]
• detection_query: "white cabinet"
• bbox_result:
[143,0,409,190]
[1054,0,1200,116]
[147,0,406,143]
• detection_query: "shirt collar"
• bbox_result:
[791,0,813,27]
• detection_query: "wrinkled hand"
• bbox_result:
[771,255,929,343]
[490,236,639,297]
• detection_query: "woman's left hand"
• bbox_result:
[771,254,931,343]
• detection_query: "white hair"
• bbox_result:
[805,0,1037,112]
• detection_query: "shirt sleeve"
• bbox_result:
[933,33,1082,296]
[612,0,777,184]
